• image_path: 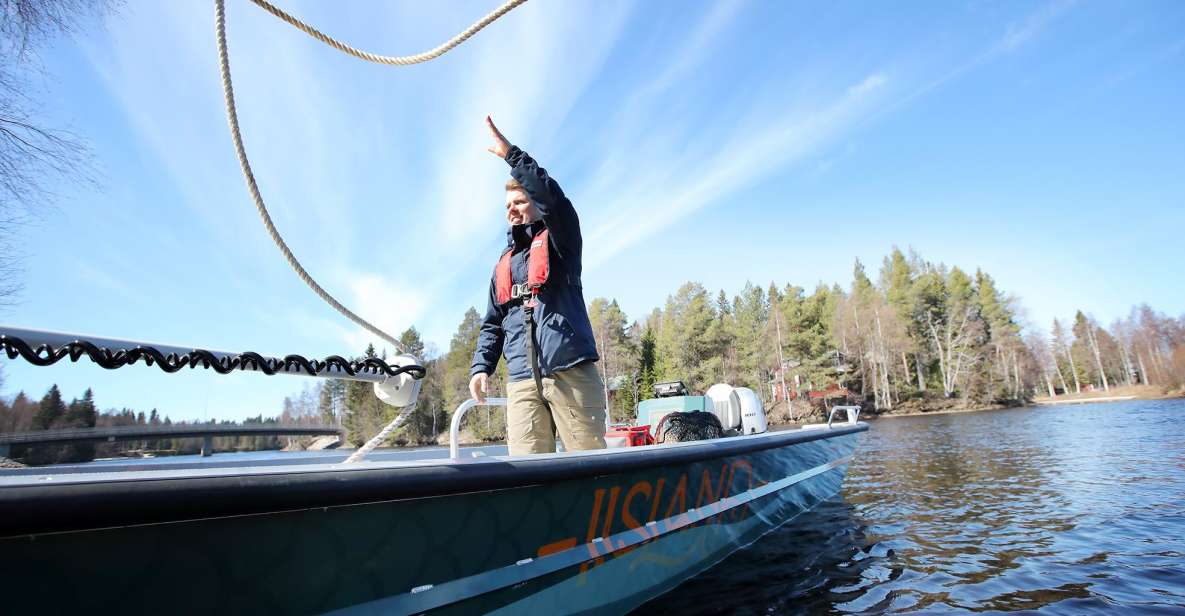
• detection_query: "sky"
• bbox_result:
[2,0,1183,421]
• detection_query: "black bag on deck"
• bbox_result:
[656,411,724,443]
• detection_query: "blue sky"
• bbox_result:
[2,0,1183,421]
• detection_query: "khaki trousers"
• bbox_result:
[506,362,607,456]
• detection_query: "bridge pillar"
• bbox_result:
[0,443,9,459]
[201,435,213,457]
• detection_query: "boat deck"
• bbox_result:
[0,422,871,488]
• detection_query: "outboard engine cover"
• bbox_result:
[733,387,768,434]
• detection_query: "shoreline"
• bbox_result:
[868,402,1022,420]
[870,387,1184,420]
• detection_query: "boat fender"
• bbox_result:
[373,354,424,407]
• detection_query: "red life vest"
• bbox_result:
[495,228,550,305]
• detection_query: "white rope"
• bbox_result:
[245,0,529,66]
[215,0,528,459]
[342,401,418,464]
[215,0,411,354]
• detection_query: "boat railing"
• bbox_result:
[827,405,861,428]
[449,398,509,460]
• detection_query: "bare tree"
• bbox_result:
[927,306,979,398]
[0,0,114,300]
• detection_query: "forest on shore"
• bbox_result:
[4,248,1184,458]
[322,247,1185,446]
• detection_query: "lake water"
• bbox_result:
[639,399,1185,614]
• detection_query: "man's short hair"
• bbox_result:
[505,178,525,192]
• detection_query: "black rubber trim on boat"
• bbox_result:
[0,424,867,537]
[0,333,426,380]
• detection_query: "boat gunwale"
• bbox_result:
[0,423,866,537]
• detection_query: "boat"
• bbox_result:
[0,331,866,613]
[0,2,869,611]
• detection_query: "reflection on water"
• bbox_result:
[639,399,1185,614]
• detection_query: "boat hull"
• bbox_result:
[0,425,864,614]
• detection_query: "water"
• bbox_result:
[639,399,1185,614]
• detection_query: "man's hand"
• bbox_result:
[485,115,511,159]
[469,372,489,404]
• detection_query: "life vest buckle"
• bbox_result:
[510,282,532,300]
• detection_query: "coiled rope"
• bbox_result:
[214,0,528,460]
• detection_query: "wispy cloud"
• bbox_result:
[996,0,1077,54]
[583,71,891,268]
[889,0,1077,113]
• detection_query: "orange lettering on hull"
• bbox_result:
[622,480,654,543]
[548,456,762,576]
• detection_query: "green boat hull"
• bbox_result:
[0,425,865,614]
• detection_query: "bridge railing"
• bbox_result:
[0,423,341,445]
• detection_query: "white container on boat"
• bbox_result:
[705,383,742,431]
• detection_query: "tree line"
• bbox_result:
[333,247,1184,446]
[0,384,311,464]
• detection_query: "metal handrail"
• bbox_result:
[449,398,508,460]
[827,405,861,428]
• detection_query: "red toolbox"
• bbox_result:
[606,425,655,447]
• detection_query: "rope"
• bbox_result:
[214,0,529,461]
[215,0,412,355]
[244,0,529,66]
[342,400,419,464]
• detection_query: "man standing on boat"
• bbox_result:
[469,116,607,455]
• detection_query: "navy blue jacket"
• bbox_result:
[470,146,599,382]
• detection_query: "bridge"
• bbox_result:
[0,423,341,458]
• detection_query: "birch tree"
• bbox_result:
[1051,318,1080,394]
[923,267,983,398]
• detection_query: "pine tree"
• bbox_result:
[880,247,925,392]
[444,308,501,440]
[318,379,343,425]
[32,384,66,430]
[638,326,658,402]
[781,284,837,391]
[445,308,483,413]
[656,283,718,391]
[732,282,770,396]
[398,327,426,359]
[60,389,97,462]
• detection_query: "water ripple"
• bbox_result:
[637,400,1185,614]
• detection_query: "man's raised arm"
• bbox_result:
[485,116,581,258]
